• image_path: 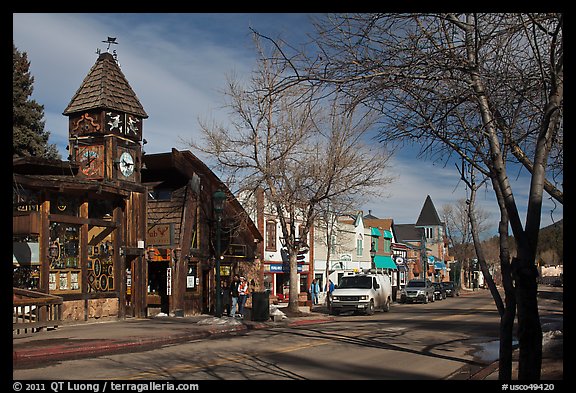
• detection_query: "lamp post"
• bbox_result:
[370,244,376,272]
[213,189,226,318]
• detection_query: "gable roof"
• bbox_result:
[394,224,423,243]
[63,52,148,118]
[415,195,442,227]
[142,148,262,242]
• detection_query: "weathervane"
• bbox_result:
[102,36,118,52]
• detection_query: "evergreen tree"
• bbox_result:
[13,43,60,159]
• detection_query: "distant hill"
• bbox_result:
[537,219,563,265]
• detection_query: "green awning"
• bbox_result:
[383,230,392,239]
[371,227,381,237]
[374,255,397,269]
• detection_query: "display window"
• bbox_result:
[49,222,81,293]
[87,225,115,293]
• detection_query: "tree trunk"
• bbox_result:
[499,284,516,380]
[513,256,542,380]
[288,252,300,313]
[497,207,516,380]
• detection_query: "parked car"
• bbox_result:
[330,272,393,315]
[400,279,435,304]
[432,282,446,300]
[441,281,460,297]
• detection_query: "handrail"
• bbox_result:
[13,288,63,334]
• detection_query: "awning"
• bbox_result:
[374,255,397,269]
[383,230,393,239]
[371,227,381,237]
[434,261,447,270]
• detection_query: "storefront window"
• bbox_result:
[266,220,276,251]
[49,222,81,293]
[87,225,115,293]
[299,275,308,293]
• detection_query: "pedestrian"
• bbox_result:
[325,279,334,300]
[221,278,231,316]
[237,276,249,318]
[310,278,320,305]
[230,274,240,317]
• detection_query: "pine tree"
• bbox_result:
[13,43,60,159]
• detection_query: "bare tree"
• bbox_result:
[442,196,490,246]
[188,37,395,313]
[441,193,490,292]
[255,13,562,379]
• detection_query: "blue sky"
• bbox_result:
[13,13,563,238]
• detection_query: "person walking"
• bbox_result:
[237,276,249,318]
[310,278,320,305]
[325,279,335,303]
[230,274,240,317]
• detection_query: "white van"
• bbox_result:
[330,272,392,315]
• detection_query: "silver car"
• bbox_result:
[400,279,435,304]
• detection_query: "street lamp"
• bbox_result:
[213,189,226,318]
[370,245,376,271]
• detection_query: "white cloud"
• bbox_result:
[13,13,562,234]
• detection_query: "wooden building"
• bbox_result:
[13,51,149,321]
[13,50,262,324]
[142,148,263,316]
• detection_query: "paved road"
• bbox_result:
[14,289,508,380]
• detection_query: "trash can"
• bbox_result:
[251,291,270,321]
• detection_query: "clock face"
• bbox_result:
[119,151,135,177]
[78,145,103,177]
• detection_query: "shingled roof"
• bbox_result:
[394,224,423,242]
[415,195,442,226]
[63,52,148,118]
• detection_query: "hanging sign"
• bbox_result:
[147,224,172,245]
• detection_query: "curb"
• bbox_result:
[13,324,249,367]
[469,360,499,380]
[287,317,334,327]
[13,316,333,368]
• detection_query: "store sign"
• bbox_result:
[225,244,247,257]
[268,263,303,273]
[340,253,352,262]
[147,224,171,245]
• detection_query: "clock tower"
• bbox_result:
[63,49,148,184]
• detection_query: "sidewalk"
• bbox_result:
[13,307,333,368]
[466,286,564,380]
